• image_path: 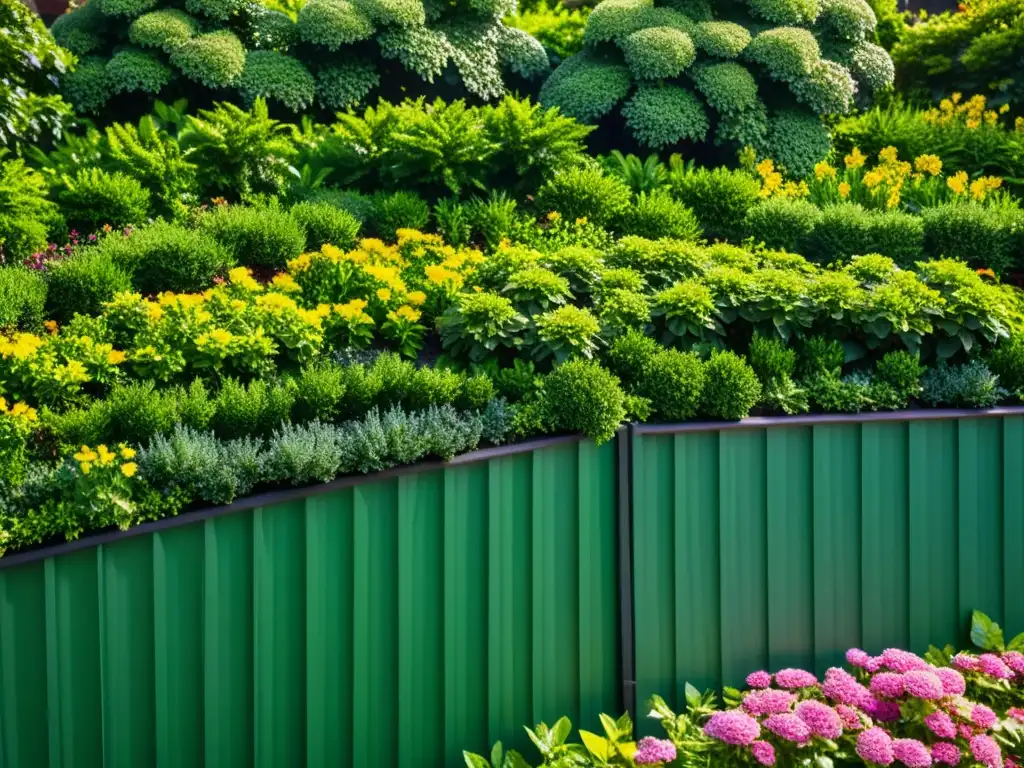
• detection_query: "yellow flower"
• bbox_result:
[755,158,776,178]
[914,154,943,176]
[271,273,301,293]
[879,146,899,164]
[97,444,116,466]
[547,211,561,222]
[80,462,91,475]
[376,288,392,302]
[947,171,968,195]
[1000,104,1010,114]
[107,349,126,364]
[838,182,851,198]
[102,224,113,234]
[886,188,901,209]
[65,360,88,381]
[862,170,884,189]
[844,147,866,169]
[75,446,98,463]
[10,402,36,421]
[966,118,981,129]
[977,268,996,278]
[121,447,136,459]
[952,92,962,104]
[814,161,837,181]
[575,217,588,226]
[394,305,422,322]
[121,462,138,478]
[407,290,427,306]
[43,320,58,335]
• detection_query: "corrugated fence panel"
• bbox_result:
[0,438,619,768]
[633,415,1024,713]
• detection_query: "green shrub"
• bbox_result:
[692,21,751,58]
[534,167,632,227]
[606,328,659,384]
[104,381,182,445]
[178,378,215,430]
[264,420,345,483]
[534,305,603,363]
[56,169,152,234]
[503,267,571,314]
[211,378,296,438]
[802,202,873,264]
[797,335,845,378]
[621,85,709,149]
[129,9,198,52]
[671,166,761,242]
[764,109,833,179]
[479,396,513,444]
[701,349,761,419]
[45,251,133,322]
[688,62,760,116]
[620,27,696,80]
[743,197,822,252]
[60,57,110,114]
[289,201,361,251]
[297,0,374,50]
[538,52,632,124]
[370,191,430,241]
[0,155,60,263]
[506,1,589,60]
[597,288,651,335]
[139,425,259,505]
[198,204,305,270]
[292,363,346,423]
[237,51,316,112]
[868,210,924,270]
[543,246,604,294]
[638,348,706,421]
[922,203,1022,274]
[170,31,247,88]
[749,334,808,413]
[920,360,1007,408]
[620,190,702,241]
[406,367,463,410]
[606,236,703,288]
[98,221,232,294]
[105,48,175,96]
[370,352,416,409]
[744,27,820,82]
[541,359,626,443]
[459,374,496,410]
[432,198,472,249]
[805,370,872,412]
[872,349,924,409]
[0,268,47,332]
[989,335,1024,397]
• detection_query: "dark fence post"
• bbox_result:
[617,423,637,724]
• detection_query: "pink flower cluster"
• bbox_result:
[633,737,676,765]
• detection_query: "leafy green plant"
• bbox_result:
[198,203,306,270]
[56,169,152,234]
[289,200,361,251]
[743,197,822,253]
[671,165,762,243]
[439,292,528,363]
[920,359,1008,408]
[370,191,430,241]
[534,166,632,227]
[0,269,48,333]
[533,305,603,363]
[701,349,761,420]
[502,267,571,315]
[749,334,808,414]
[637,348,706,422]
[602,151,668,194]
[620,190,702,241]
[45,251,134,323]
[541,359,626,443]
[0,152,62,263]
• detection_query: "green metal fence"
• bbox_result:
[2,411,1024,766]
[0,437,621,768]
[631,413,1024,732]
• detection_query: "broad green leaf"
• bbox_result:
[505,750,532,768]
[579,730,611,761]
[599,713,619,740]
[491,742,504,767]
[958,329,974,353]
[617,741,638,760]
[684,683,701,707]
[551,717,572,747]
[1008,632,1024,652]
[525,727,545,753]
[615,711,633,735]
[464,752,490,768]
[971,610,1005,651]
[936,336,962,358]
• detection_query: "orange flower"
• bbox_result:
[976,268,996,278]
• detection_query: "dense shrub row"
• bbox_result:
[465,612,1024,768]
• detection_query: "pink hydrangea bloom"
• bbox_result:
[1008,707,1024,724]
[857,727,895,765]
[751,741,776,767]
[742,689,797,716]
[866,698,902,722]
[970,734,1002,768]
[972,704,998,729]
[795,700,844,739]
[836,704,864,730]
[704,711,761,746]
[903,670,945,699]
[774,668,818,689]
[871,673,906,698]
[746,670,773,689]
[866,656,884,673]
[952,654,979,672]
[823,667,873,708]
[925,710,957,739]
[634,737,677,765]
[1001,651,1024,675]
[935,668,966,697]
[763,713,812,744]
[893,738,934,768]
[847,648,872,668]
[932,742,962,766]
[958,724,976,740]
[881,649,929,673]
[979,654,1014,680]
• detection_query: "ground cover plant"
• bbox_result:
[464,612,1024,767]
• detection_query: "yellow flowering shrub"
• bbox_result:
[0,397,38,485]
[70,444,138,534]
[0,331,125,407]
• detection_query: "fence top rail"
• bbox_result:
[632,406,1024,436]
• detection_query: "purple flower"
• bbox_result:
[857,727,895,765]
[866,656,884,672]
[925,711,957,739]
[763,713,811,744]
[972,704,997,729]
[1009,708,1024,724]
[935,668,966,697]
[932,742,961,766]
[970,734,1002,768]
[848,648,872,668]
[823,667,872,707]
[1003,651,1024,675]
[704,711,761,746]
[774,668,818,689]
[88,233,97,242]
[978,654,1014,680]
[742,689,797,716]
[893,738,933,768]
[751,741,776,766]
[903,670,945,700]
[634,737,676,765]
[866,698,902,722]
[746,670,772,689]
[836,704,864,730]
[871,673,906,698]
[880,649,929,673]
[952,654,979,672]
[795,700,843,739]
[959,724,976,740]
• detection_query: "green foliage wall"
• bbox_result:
[539,0,895,174]
[51,0,549,118]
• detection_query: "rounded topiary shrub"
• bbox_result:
[801,202,873,265]
[169,30,246,88]
[619,190,702,241]
[638,347,706,421]
[129,9,198,52]
[542,358,627,443]
[0,268,48,332]
[289,201,362,251]
[867,209,924,270]
[45,251,134,322]
[672,166,761,243]
[922,203,1022,274]
[197,204,306,270]
[701,349,761,419]
[743,196,822,252]
[236,51,316,112]
[534,166,632,226]
[97,221,233,293]
[56,169,152,234]
[105,48,175,96]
